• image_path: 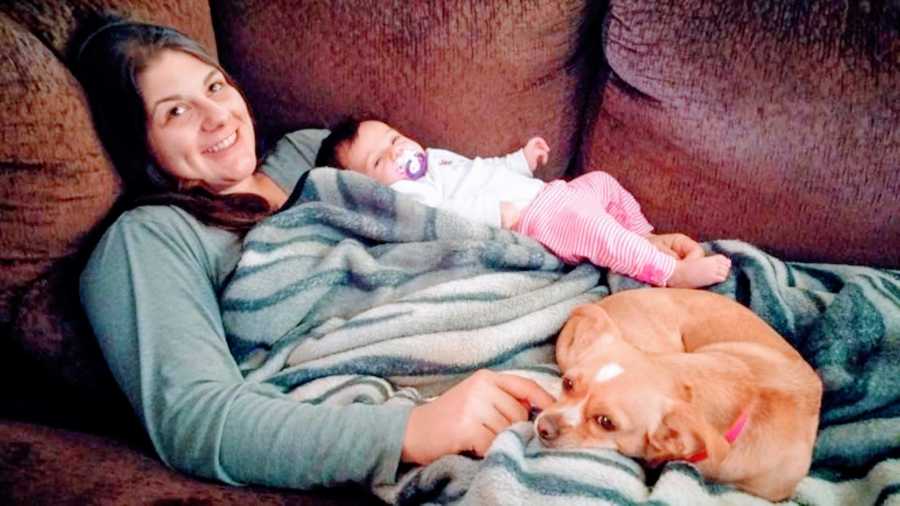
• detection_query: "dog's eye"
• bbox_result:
[562,377,574,391]
[596,415,616,431]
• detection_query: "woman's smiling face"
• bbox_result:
[138,49,256,194]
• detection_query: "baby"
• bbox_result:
[315,119,731,288]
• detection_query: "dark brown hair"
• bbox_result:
[72,14,270,233]
[314,117,364,169]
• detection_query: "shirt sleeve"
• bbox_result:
[79,208,411,490]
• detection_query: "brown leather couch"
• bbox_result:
[1,0,896,504]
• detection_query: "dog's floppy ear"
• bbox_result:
[646,400,729,465]
[556,303,620,371]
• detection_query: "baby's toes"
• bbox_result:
[714,256,731,279]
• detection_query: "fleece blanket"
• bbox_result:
[220,168,900,505]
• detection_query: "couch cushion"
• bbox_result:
[12,267,125,405]
[1,0,217,58]
[0,11,119,326]
[0,0,219,398]
[582,0,899,267]
[212,0,587,180]
[0,419,380,505]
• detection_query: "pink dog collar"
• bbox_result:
[685,408,750,464]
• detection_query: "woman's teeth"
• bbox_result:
[205,132,237,154]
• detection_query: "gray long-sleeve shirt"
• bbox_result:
[80,130,411,490]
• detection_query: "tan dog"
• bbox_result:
[534,288,822,501]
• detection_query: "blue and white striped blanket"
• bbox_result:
[221,168,900,505]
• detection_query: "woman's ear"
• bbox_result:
[646,400,729,465]
[555,303,619,371]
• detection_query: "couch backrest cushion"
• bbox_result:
[0,0,216,398]
[212,0,588,180]
[1,1,217,58]
[583,0,899,267]
[0,11,119,325]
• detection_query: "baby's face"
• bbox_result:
[338,120,424,185]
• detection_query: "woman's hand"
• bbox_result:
[646,233,705,260]
[401,369,555,465]
[523,137,550,171]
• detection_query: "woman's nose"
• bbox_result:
[200,100,229,130]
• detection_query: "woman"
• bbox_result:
[74,16,553,490]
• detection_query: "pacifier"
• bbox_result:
[395,149,428,180]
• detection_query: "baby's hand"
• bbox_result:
[523,137,550,171]
[500,201,523,229]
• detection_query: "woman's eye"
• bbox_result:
[168,105,187,118]
[596,415,616,431]
[209,81,224,93]
[562,377,574,391]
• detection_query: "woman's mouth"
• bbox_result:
[204,131,238,154]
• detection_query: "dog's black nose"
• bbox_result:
[536,414,559,441]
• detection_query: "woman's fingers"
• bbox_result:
[491,372,555,410]
[479,399,514,435]
[401,370,555,464]
[490,383,531,425]
[468,370,541,432]
[469,424,498,457]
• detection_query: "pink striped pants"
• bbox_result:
[512,171,675,286]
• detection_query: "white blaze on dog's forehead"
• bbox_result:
[561,399,586,426]
[594,362,624,383]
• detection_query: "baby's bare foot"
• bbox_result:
[667,255,731,288]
